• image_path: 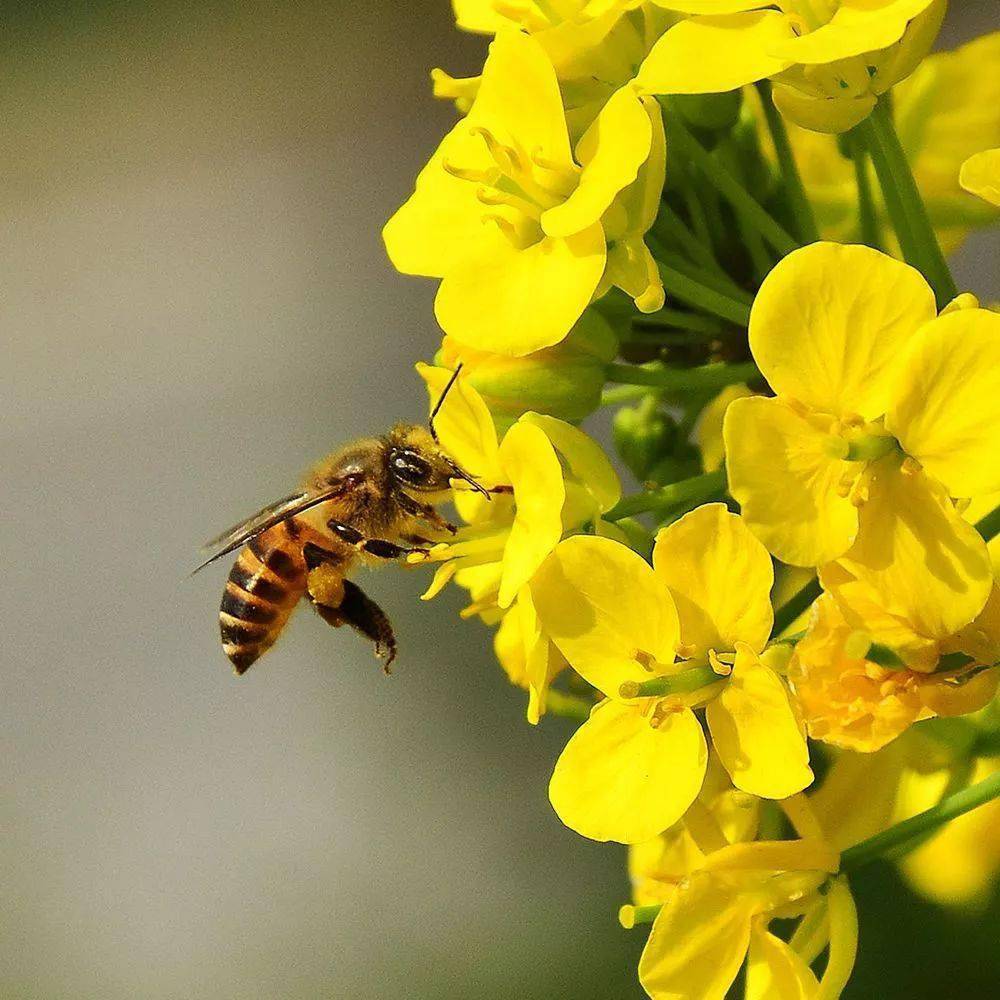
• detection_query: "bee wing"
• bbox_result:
[193,479,355,573]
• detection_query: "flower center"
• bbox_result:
[444,125,578,248]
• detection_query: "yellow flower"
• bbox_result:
[637,0,946,133]
[760,33,1000,252]
[384,31,665,357]
[417,365,622,720]
[433,309,617,429]
[961,147,1000,208]
[789,589,1000,753]
[636,837,853,1000]
[724,242,997,634]
[693,383,752,473]
[531,504,812,844]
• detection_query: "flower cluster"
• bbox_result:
[381,4,1000,997]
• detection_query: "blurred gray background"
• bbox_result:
[1,2,997,998]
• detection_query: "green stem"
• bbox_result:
[632,310,727,336]
[772,577,823,637]
[607,361,758,393]
[655,200,723,273]
[841,769,1000,872]
[601,384,653,406]
[857,100,957,307]
[650,235,753,304]
[664,109,799,256]
[976,502,1000,543]
[756,81,819,244]
[605,470,726,521]
[544,690,594,722]
[656,262,752,327]
[850,134,881,250]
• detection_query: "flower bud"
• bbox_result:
[435,310,616,429]
[612,397,677,482]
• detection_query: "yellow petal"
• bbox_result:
[653,504,774,656]
[531,535,680,699]
[886,308,1000,498]
[746,925,820,1000]
[549,700,707,844]
[771,84,877,134]
[496,421,566,609]
[638,874,755,1000]
[635,11,795,95]
[960,148,1000,207]
[724,395,859,566]
[383,120,496,278]
[435,223,607,356]
[768,0,938,65]
[694,384,752,473]
[837,458,993,638]
[416,363,504,484]
[706,645,813,799]
[471,31,575,177]
[521,412,622,512]
[749,243,936,419]
[451,0,514,33]
[542,87,652,238]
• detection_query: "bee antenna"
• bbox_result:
[428,362,464,444]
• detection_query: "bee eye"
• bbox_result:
[391,450,432,486]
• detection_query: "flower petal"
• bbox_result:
[635,11,795,96]
[383,120,496,278]
[724,395,859,566]
[542,87,652,238]
[435,223,607,356]
[521,412,622,512]
[653,504,774,656]
[471,31,575,176]
[531,535,680,699]
[771,84,877,134]
[960,148,1000,207]
[836,458,993,638]
[749,243,936,419]
[549,700,707,844]
[886,308,1000,498]
[746,925,820,1000]
[497,421,566,608]
[417,363,504,484]
[638,874,755,1000]
[768,0,938,65]
[706,645,813,799]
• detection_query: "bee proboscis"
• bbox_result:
[196,368,486,675]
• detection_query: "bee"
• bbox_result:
[196,368,486,675]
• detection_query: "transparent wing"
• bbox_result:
[193,478,355,573]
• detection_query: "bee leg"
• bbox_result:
[394,491,457,535]
[326,519,430,559]
[312,581,397,673]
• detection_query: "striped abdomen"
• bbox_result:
[220,521,306,674]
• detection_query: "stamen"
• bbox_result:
[470,125,522,175]
[476,186,541,219]
[442,158,494,184]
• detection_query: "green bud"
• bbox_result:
[612,397,677,482]
[436,311,617,430]
[670,91,743,133]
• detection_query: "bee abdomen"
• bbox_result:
[220,527,305,675]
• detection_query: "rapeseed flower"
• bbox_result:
[531,504,812,843]
[384,30,665,357]
[724,242,998,634]
[636,0,946,132]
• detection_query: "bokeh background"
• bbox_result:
[2,2,998,997]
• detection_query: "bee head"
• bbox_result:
[386,423,489,498]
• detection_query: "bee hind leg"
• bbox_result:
[312,580,398,674]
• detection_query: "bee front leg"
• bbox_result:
[311,580,397,673]
[394,491,457,536]
[326,519,430,559]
